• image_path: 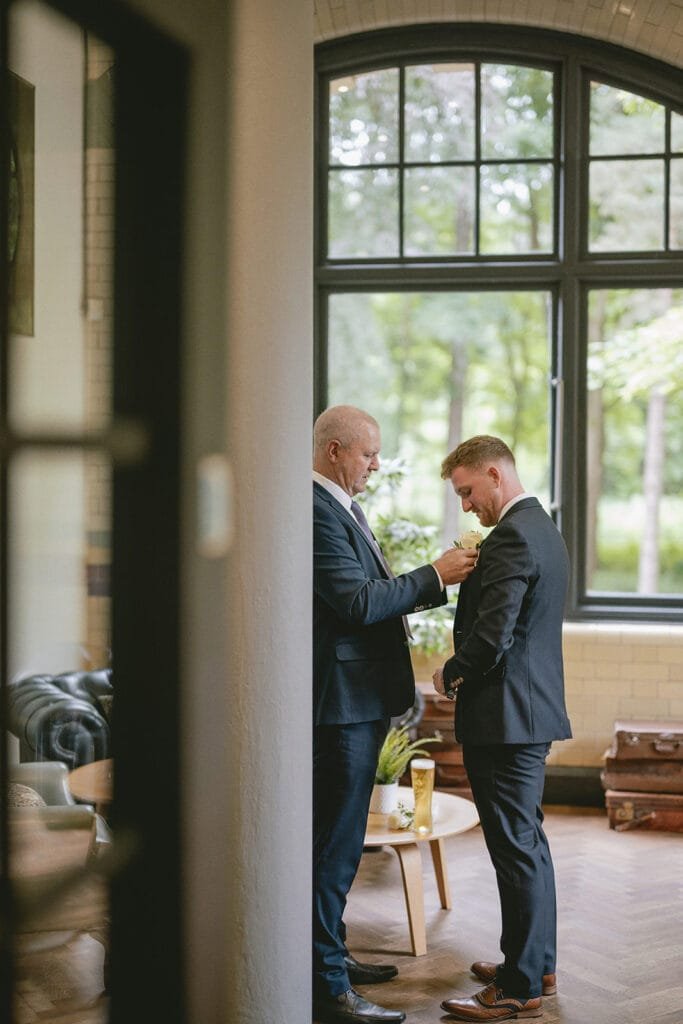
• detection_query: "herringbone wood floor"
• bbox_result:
[344,808,683,1024]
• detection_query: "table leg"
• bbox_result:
[429,836,452,910]
[392,843,427,957]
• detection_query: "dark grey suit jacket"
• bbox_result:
[443,497,572,746]
[314,482,446,726]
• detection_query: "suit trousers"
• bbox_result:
[313,718,388,997]
[463,742,557,1000]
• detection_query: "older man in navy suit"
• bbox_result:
[313,405,477,1024]
[434,436,572,1023]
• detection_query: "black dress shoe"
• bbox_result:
[314,988,406,1023]
[344,954,398,985]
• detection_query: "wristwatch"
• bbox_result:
[445,676,463,700]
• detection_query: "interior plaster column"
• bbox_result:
[224,2,314,1022]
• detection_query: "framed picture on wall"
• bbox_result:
[8,70,35,337]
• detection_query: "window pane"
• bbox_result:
[480,163,553,254]
[6,10,116,1012]
[586,288,683,595]
[481,64,554,160]
[590,82,665,155]
[8,449,111,1020]
[329,69,399,166]
[328,289,551,540]
[404,166,475,255]
[670,158,683,249]
[328,168,399,257]
[672,111,683,153]
[589,159,664,251]
[8,11,113,433]
[404,63,475,162]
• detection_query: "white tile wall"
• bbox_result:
[555,623,683,767]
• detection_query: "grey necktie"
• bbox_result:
[350,501,390,571]
[350,501,412,640]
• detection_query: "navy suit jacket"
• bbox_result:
[314,482,446,726]
[443,497,572,746]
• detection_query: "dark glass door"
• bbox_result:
[0,2,187,1021]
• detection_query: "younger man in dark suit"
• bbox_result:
[313,405,477,1024]
[433,436,572,1023]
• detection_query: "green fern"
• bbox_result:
[374,726,439,784]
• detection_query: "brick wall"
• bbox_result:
[558,623,683,767]
[84,35,114,670]
[314,0,683,69]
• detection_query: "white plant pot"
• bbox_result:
[369,781,399,815]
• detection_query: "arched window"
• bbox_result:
[315,25,683,621]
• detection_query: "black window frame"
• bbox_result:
[315,24,683,623]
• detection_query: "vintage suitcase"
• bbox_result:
[609,720,683,761]
[604,789,683,832]
[416,686,471,795]
[601,754,683,794]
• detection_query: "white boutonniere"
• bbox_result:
[454,530,484,550]
[387,801,415,831]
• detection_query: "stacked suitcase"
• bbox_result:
[602,719,683,832]
[414,685,472,798]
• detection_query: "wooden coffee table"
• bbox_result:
[68,758,113,815]
[364,787,479,956]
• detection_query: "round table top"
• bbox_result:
[365,787,479,846]
[68,758,114,805]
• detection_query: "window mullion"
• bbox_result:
[398,65,404,258]
[475,61,481,257]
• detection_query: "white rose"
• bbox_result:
[458,530,483,550]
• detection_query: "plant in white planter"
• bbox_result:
[368,726,439,814]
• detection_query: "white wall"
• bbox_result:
[8,2,86,676]
[9,0,86,432]
[223,0,314,1017]
[125,1,314,1021]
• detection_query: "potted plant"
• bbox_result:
[369,725,439,814]
[363,459,456,674]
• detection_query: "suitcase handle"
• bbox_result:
[615,812,657,832]
[652,736,681,754]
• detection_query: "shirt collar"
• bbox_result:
[498,492,533,523]
[313,470,353,512]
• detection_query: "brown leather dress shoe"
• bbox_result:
[471,961,557,996]
[441,983,542,1021]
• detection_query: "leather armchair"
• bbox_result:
[8,669,113,770]
[10,759,78,805]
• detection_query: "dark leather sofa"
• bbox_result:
[8,669,113,770]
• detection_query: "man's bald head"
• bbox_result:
[313,405,381,497]
[313,405,379,453]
